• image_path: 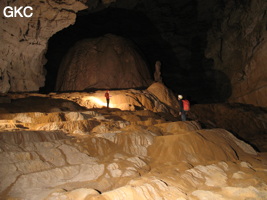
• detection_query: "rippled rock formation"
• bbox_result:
[0,85,266,200]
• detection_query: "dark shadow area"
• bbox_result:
[0,96,86,113]
[171,36,232,104]
[189,102,267,152]
[40,8,180,93]
[40,4,232,104]
[180,68,232,104]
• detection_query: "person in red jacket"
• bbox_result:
[105,90,111,108]
[178,94,190,121]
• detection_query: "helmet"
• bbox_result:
[178,95,183,99]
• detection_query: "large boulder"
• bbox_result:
[56,34,152,91]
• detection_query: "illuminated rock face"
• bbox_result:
[55,34,152,91]
[0,0,87,93]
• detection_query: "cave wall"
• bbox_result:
[1,0,266,108]
[0,0,87,93]
[205,0,267,107]
[45,0,221,101]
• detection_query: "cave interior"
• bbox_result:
[43,1,227,104]
[0,1,267,199]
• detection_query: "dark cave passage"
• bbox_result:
[41,6,232,104]
[41,8,179,92]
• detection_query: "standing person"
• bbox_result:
[178,94,190,121]
[105,90,111,108]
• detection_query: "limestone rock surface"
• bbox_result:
[190,103,267,151]
[206,0,267,107]
[0,90,267,200]
[0,0,87,93]
[56,34,152,91]
[147,82,179,108]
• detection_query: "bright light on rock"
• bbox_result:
[85,96,115,108]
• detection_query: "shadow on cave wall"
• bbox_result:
[171,35,232,104]
[41,7,232,104]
